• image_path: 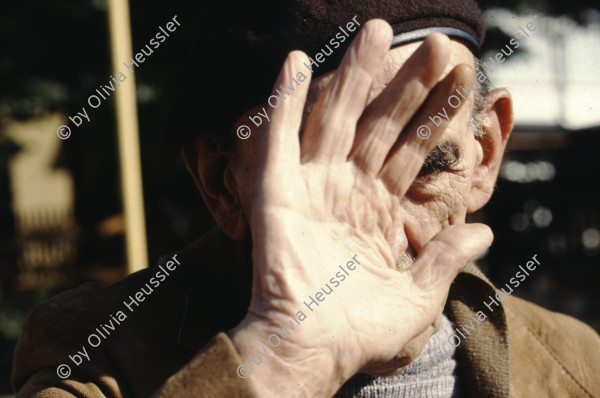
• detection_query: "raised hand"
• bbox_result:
[229,19,493,398]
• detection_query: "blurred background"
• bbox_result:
[1,0,599,395]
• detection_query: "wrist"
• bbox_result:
[228,317,346,397]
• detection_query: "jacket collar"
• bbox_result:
[447,263,511,398]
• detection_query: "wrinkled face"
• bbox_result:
[232,40,484,267]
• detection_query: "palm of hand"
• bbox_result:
[238,20,493,391]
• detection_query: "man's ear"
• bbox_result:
[182,135,249,240]
[467,88,514,212]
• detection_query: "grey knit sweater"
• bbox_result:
[335,314,463,397]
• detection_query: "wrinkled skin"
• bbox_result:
[184,19,513,398]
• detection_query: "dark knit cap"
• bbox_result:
[167,0,485,147]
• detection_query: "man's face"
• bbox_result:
[209,37,507,374]
[232,40,484,269]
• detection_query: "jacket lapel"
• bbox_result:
[446,263,511,398]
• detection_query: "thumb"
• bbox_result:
[410,224,493,290]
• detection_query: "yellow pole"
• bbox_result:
[107,0,148,274]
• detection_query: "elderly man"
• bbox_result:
[11,0,600,397]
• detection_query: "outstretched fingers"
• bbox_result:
[256,51,312,202]
[378,64,475,196]
[301,20,392,164]
[350,33,452,176]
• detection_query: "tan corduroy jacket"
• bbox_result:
[12,228,600,397]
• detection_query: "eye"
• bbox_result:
[418,159,450,176]
[418,142,460,177]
